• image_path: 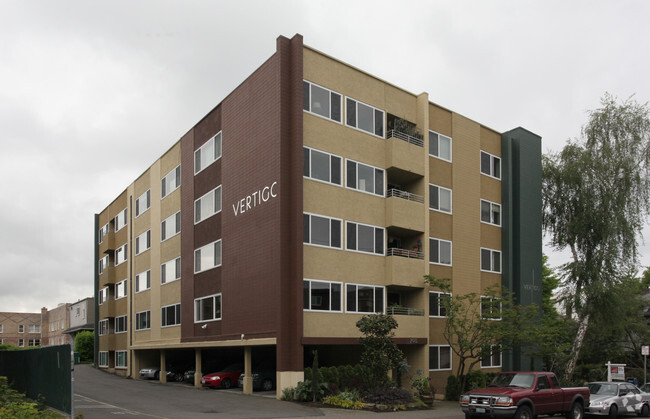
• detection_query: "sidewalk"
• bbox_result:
[318,400,463,418]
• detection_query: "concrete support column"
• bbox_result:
[243,346,253,395]
[194,348,202,388]
[160,350,167,383]
[277,371,304,400]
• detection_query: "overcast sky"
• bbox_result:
[1,1,649,313]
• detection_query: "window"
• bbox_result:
[481,296,502,320]
[346,283,384,314]
[429,292,451,317]
[135,230,151,255]
[429,238,452,266]
[0,325,3,333]
[346,159,384,197]
[98,319,109,336]
[161,257,181,284]
[18,339,24,347]
[161,212,181,241]
[162,303,181,327]
[303,80,342,123]
[429,130,452,162]
[98,223,109,244]
[481,199,501,226]
[430,345,452,370]
[303,213,342,249]
[115,244,128,266]
[135,311,151,331]
[481,248,502,273]
[98,255,108,275]
[28,325,40,333]
[194,294,222,322]
[116,351,127,368]
[135,190,151,217]
[28,339,40,347]
[303,279,342,312]
[115,315,127,333]
[135,270,151,292]
[18,325,24,333]
[481,345,502,368]
[98,287,108,305]
[98,351,108,367]
[115,279,127,299]
[429,184,452,213]
[303,147,342,186]
[481,151,501,179]
[194,240,222,273]
[346,97,384,137]
[194,132,222,174]
[114,208,127,232]
[161,165,181,199]
[195,187,222,224]
[346,221,384,255]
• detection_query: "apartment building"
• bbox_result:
[0,312,42,347]
[94,34,542,397]
[63,297,95,342]
[41,304,71,346]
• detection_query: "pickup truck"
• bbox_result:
[460,372,590,419]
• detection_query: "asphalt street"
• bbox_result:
[72,364,464,418]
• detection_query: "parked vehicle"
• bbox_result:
[165,366,186,382]
[237,366,275,391]
[640,383,650,394]
[139,367,161,380]
[587,381,650,417]
[200,364,242,389]
[184,370,195,384]
[460,372,589,419]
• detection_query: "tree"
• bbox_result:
[542,93,650,381]
[75,331,94,362]
[356,314,405,390]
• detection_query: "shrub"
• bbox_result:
[0,377,59,418]
[281,386,296,401]
[364,388,413,405]
[294,380,328,402]
[322,395,364,410]
[411,375,432,397]
[445,375,460,401]
[466,370,487,390]
[75,331,94,362]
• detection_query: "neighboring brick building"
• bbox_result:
[0,312,42,347]
[94,34,542,397]
[42,304,71,346]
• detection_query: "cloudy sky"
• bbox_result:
[1,1,649,313]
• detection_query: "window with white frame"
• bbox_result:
[135,189,151,217]
[346,159,384,197]
[429,130,452,162]
[303,213,342,249]
[346,283,384,314]
[98,255,109,275]
[98,223,109,244]
[481,296,502,320]
[28,339,40,347]
[114,208,127,232]
[195,187,221,224]
[303,279,342,312]
[135,270,151,292]
[98,351,108,367]
[18,338,24,347]
[303,147,342,186]
[194,240,222,273]
[161,212,181,241]
[303,80,342,123]
[135,230,151,255]
[98,319,109,336]
[429,292,451,317]
[0,339,3,344]
[194,294,221,322]
[481,151,501,179]
[135,310,151,331]
[346,221,384,255]
[116,350,127,368]
[115,244,127,266]
[429,238,452,266]
[115,315,127,333]
[429,345,452,371]
[346,97,384,137]
[115,279,127,300]
[429,184,452,214]
[481,345,502,368]
[0,324,3,333]
[161,165,181,199]
[194,132,222,175]
[161,303,181,327]
[161,257,181,284]
[18,325,24,333]
[98,287,108,305]
[481,248,502,273]
[28,325,40,333]
[481,199,501,226]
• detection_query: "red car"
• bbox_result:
[200,364,242,389]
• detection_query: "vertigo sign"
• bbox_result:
[232,181,278,216]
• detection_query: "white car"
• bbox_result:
[587,381,650,417]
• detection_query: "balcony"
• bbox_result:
[385,193,424,232]
[385,251,425,288]
[386,129,424,148]
[387,247,424,260]
[387,306,424,316]
[387,188,424,204]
